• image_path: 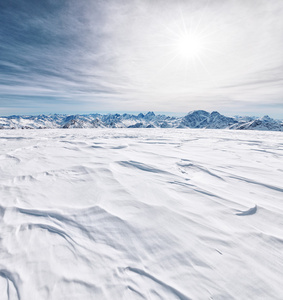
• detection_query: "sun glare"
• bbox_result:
[176,33,204,60]
[146,6,220,86]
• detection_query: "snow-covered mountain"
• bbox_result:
[179,110,238,129]
[0,110,282,131]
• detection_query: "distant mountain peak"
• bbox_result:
[0,111,282,131]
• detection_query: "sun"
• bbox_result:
[145,7,219,85]
[175,33,205,60]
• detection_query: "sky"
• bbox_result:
[0,0,283,118]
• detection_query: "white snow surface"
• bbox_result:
[0,128,283,300]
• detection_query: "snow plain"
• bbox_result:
[0,128,283,300]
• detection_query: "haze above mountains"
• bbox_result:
[0,110,282,131]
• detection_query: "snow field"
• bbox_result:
[0,128,283,299]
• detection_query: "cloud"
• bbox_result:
[0,0,283,116]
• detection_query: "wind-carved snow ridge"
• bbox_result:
[0,129,283,299]
[0,110,282,131]
[235,205,258,216]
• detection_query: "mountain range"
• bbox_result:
[0,110,282,131]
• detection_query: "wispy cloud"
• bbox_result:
[0,0,283,117]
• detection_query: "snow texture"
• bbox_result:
[0,128,283,299]
[0,110,282,131]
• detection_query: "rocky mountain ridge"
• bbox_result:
[0,110,282,131]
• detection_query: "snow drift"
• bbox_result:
[0,128,283,299]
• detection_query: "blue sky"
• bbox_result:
[0,0,283,117]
